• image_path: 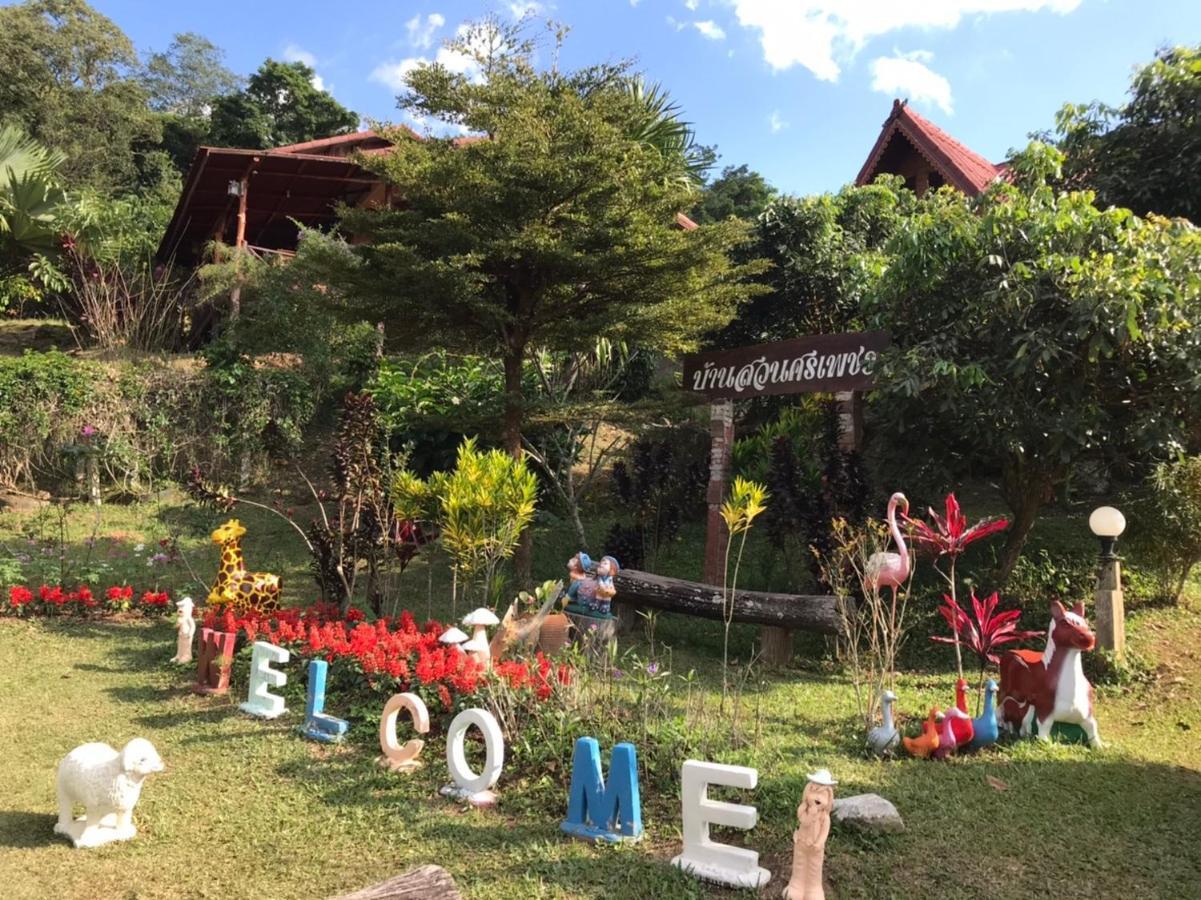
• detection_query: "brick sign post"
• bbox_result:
[683,330,890,664]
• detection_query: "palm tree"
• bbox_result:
[623,78,712,191]
[0,124,69,259]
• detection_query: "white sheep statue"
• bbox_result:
[54,738,163,848]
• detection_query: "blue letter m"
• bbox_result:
[561,737,643,842]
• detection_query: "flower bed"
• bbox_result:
[5,584,172,617]
[204,604,570,716]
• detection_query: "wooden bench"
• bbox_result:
[610,568,847,666]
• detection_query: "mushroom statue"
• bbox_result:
[439,626,468,653]
[461,608,500,668]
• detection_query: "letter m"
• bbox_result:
[561,737,643,842]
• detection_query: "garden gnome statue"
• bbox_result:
[170,596,195,663]
[783,769,836,900]
[565,551,594,608]
[54,738,163,848]
[593,556,620,616]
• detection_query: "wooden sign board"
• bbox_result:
[683,331,890,399]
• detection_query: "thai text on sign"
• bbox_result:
[682,331,890,399]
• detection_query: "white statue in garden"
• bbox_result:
[54,738,163,848]
[170,596,195,663]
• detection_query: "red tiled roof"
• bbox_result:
[856,99,1006,196]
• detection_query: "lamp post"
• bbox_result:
[1088,506,1126,662]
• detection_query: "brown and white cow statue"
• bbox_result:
[997,600,1103,748]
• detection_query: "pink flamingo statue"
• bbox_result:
[866,493,911,598]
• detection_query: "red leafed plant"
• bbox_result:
[905,493,1009,559]
[933,589,1042,700]
[904,492,1009,679]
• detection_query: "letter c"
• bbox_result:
[379,692,430,772]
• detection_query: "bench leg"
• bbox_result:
[759,626,793,668]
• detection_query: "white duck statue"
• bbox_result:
[866,689,900,757]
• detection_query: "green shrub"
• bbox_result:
[0,348,320,494]
[1128,456,1201,603]
[0,351,97,486]
[369,352,511,473]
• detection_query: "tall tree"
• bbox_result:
[714,178,913,346]
[1053,44,1201,223]
[141,32,240,117]
[140,32,240,174]
[0,0,158,191]
[208,59,358,149]
[691,164,777,225]
[304,19,763,460]
[868,144,1201,580]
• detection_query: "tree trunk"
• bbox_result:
[503,348,533,587]
[996,462,1055,583]
[613,568,847,635]
[334,865,461,899]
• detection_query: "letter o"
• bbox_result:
[446,707,505,794]
[379,692,430,771]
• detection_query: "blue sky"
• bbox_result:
[87,0,1201,195]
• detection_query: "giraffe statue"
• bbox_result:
[208,518,280,614]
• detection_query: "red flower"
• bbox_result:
[932,589,1043,667]
[8,586,33,607]
[904,492,1009,558]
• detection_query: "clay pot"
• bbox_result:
[538,613,572,655]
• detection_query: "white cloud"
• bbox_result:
[768,110,788,133]
[282,43,317,67]
[730,0,1081,81]
[684,0,700,9]
[371,24,487,93]
[665,15,688,31]
[406,13,445,49]
[693,20,726,40]
[508,1,544,17]
[282,44,331,92]
[870,51,953,114]
[370,57,424,91]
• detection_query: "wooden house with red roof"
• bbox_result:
[157,129,699,266]
[156,130,399,265]
[857,99,1008,197]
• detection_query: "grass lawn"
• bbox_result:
[2,498,1200,898]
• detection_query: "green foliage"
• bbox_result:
[207,58,357,149]
[716,178,912,346]
[868,145,1201,579]
[1053,45,1201,222]
[0,350,94,485]
[309,18,764,453]
[603,427,709,571]
[1134,456,1201,602]
[622,76,714,189]
[691,163,777,224]
[198,341,317,464]
[199,238,382,395]
[0,124,71,299]
[140,32,240,118]
[0,0,159,192]
[392,438,537,607]
[368,352,509,473]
